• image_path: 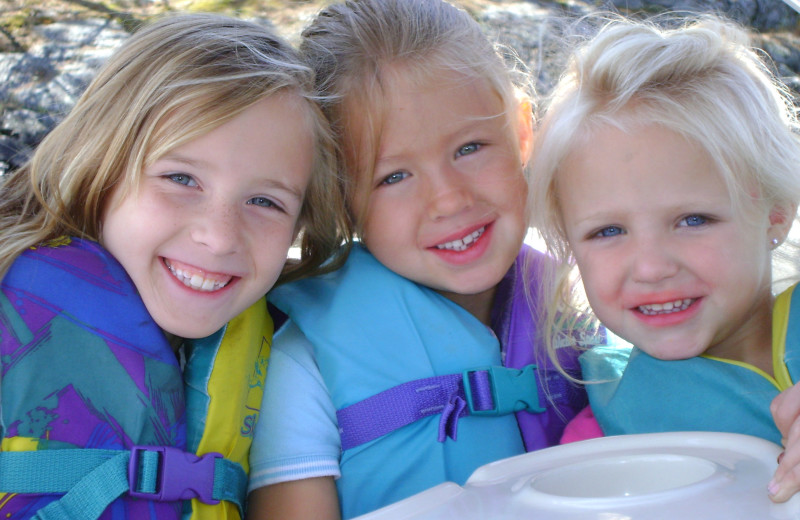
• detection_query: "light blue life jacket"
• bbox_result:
[269,244,589,518]
[581,283,800,445]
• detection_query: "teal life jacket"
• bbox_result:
[581,283,800,445]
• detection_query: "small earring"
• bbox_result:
[772,238,780,247]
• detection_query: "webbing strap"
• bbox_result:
[0,449,123,493]
[212,457,248,510]
[337,373,463,450]
[0,448,246,519]
[34,452,130,520]
[336,364,542,451]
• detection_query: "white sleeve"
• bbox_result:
[247,320,341,491]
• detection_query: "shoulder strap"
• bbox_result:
[337,365,543,450]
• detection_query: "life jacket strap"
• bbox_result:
[336,364,543,451]
[0,447,246,519]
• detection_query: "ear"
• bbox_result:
[768,201,797,246]
[516,99,534,167]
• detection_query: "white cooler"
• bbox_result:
[354,432,800,520]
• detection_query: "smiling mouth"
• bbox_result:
[638,298,695,315]
[435,226,486,252]
[164,259,232,292]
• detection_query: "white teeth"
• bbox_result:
[166,261,230,292]
[638,299,694,315]
[436,226,486,252]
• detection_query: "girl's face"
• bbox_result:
[352,67,531,317]
[102,93,313,339]
[558,124,783,366]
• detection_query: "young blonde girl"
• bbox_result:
[246,0,598,518]
[529,13,800,502]
[0,13,346,519]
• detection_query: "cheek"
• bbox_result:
[257,217,299,251]
[98,187,125,244]
[99,205,129,259]
[575,251,617,302]
[485,163,528,196]
[697,228,763,273]
[724,237,771,283]
[509,176,529,209]
[250,238,292,290]
[360,196,399,240]
[580,277,620,331]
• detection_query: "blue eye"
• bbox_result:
[248,196,279,209]
[593,226,624,238]
[380,171,410,185]
[167,173,197,187]
[456,143,481,158]
[681,215,707,227]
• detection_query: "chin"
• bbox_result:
[158,320,221,340]
[643,346,701,361]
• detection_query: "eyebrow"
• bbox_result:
[265,179,305,200]
[159,153,209,169]
[158,153,306,199]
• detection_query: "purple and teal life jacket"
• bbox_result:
[0,237,271,520]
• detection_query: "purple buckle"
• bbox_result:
[128,446,222,504]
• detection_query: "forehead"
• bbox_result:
[381,63,502,112]
[151,91,314,157]
[378,66,507,142]
[558,124,732,215]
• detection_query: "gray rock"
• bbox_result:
[1,19,128,173]
[612,0,800,31]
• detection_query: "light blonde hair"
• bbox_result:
[530,14,800,361]
[299,0,534,233]
[0,13,349,282]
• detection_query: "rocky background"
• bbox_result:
[1,0,799,176]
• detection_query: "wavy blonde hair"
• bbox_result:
[0,13,349,282]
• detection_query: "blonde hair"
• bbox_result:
[530,14,800,359]
[300,0,533,233]
[0,13,349,282]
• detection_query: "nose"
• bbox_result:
[189,202,241,256]
[426,166,475,220]
[630,236,680,284]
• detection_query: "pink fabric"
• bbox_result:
[560,405,604,444]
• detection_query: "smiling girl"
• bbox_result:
[0,13,346,519]
[529,13,800,502]
[244,0,598,518]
